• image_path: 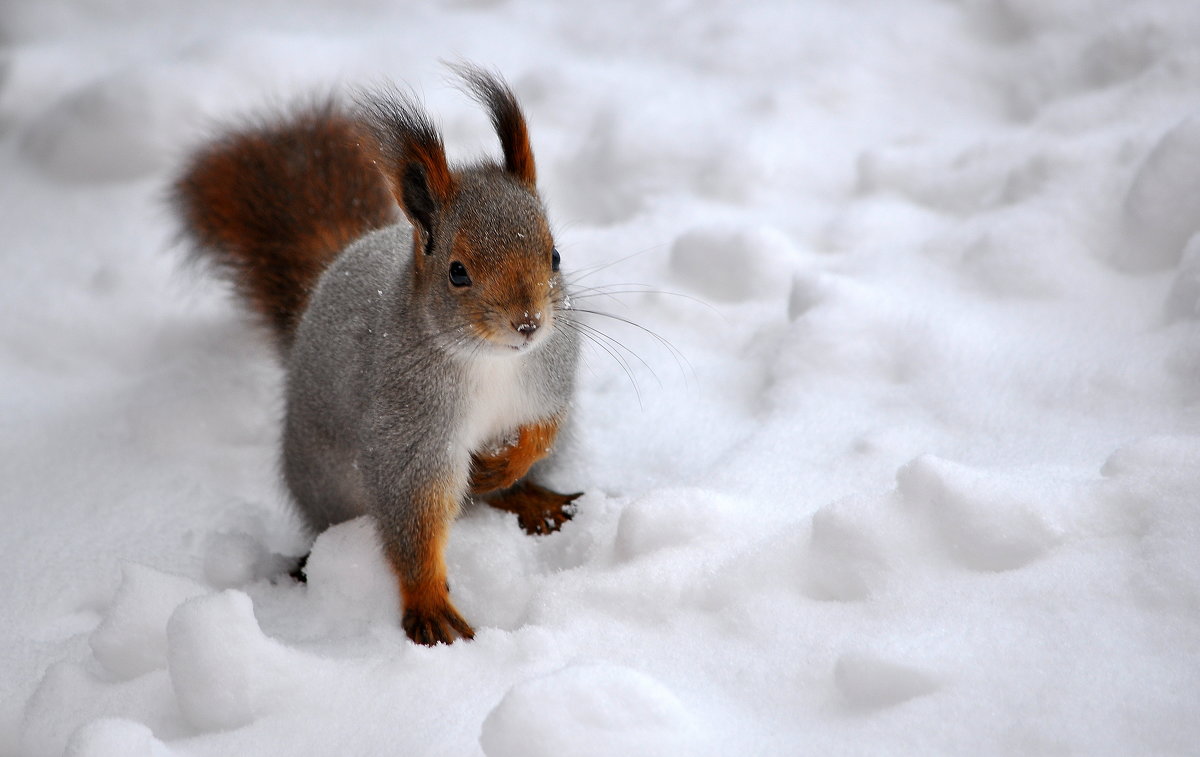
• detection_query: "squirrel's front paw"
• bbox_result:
[469,419,563,496]
[469,450,525,494]
[402,601,475,646]
[487,481,582,536]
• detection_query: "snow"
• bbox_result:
[3,0,1199,755]
[1121,114,1200,271]
[480,663,704,757]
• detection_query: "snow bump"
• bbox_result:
[479,664,702,757]
[1165,233,1200,322]
[166,590,295,732]
[801,497,890,602]
[613,488,739,562]
[1119,114,1200,271]
[834,650,940,711]
[304,517,401,631]
[64,719,175,757]
[896,455,1066,572]
[89,565,207,681]
[668,224,797,303]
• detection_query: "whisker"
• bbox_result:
[558,318,643,409]
[564,317,661,389]
[563,283,628,309]
[563,244,664,287]
[569,284,722,316]
[568,307,694,384]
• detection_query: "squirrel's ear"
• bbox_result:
[357,87,456,258]
[451,63,537,188]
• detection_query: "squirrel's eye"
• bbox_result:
[551,247,561,272]
[449,261,471,287]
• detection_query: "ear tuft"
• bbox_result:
[449,63,537,187]
[356,86,456,247]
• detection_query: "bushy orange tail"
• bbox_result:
[173,100,397,349]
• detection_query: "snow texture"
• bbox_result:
[3,0,1200,755]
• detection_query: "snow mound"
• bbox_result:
[833,650,940,710]
[479,664,703,757]
[64,719,175,757]
[896,455,1068,572]
[786,271,838,321]
[166,590,314,732]
[557,105,767,224]
[1100,436,1200,610]
[1101,434,1200,480]
[668,224,797,303]
[1119,114,1200,271]
[613,488,740,561]
[19,660,178,757]
[89,565,207,681]
[303,517,401,631]
[1165,234,1200,321]
[801,496,890,602]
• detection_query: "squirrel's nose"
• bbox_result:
[512,313,541,338]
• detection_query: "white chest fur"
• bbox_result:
[457,354,537,454]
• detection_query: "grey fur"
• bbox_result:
[283,213,579,574]
[172,66,577,643]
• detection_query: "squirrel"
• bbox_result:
[172,65,581,646]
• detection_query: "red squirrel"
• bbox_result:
[172,65,581,645]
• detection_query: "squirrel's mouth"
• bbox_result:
[474,334,543,357]
[470,309,554,354]
[494,326,548,353]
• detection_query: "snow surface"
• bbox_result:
[3,0,1200,754]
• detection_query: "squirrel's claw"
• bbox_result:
[487,481,582,536]
[402,603,475,646]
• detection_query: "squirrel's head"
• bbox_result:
[359,66,566,358]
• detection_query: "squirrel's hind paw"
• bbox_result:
[402,602,475,646]
[287,552,310,583]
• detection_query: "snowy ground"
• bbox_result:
[3,0,1200,754]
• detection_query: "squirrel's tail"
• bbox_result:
[172,99,397,349]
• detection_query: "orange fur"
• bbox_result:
[451,63,538,186]
[469,416,562,495]
[498,112,535,186]
[406,140,457,208]
[173,102,397,349]
[354,88,458,273]
[486,481,580,535]
[385,482,474,645]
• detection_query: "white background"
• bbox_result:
[2,0,1199,754]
